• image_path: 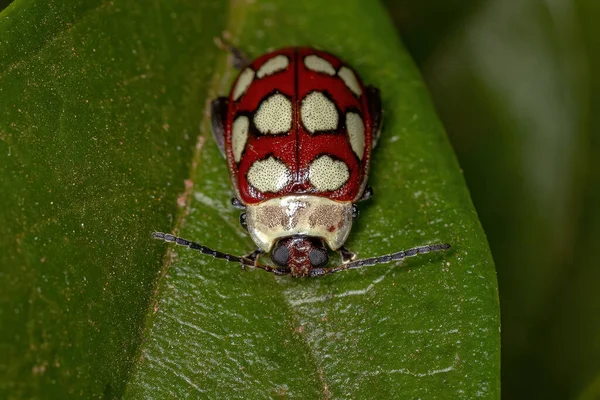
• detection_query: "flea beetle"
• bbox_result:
[153,47,449,277]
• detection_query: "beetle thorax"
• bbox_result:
[245,195,354,252]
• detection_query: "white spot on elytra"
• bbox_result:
[232,68,255,101]
[338,66,362,97]
[247,157,291,193]
[231,116,249,162]
[309,155,349,192]
[304,55,335,75]
[256,55,289,78]
[254,93,292,134]
[301,91,338,133]
[346,112,365,159]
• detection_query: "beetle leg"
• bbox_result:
[231,197,246,210]
[211,97,228,157]
[239,249,264,271]
[239,212,248,231]
[366,86,382,148]
[358,186,373,202]
[229,47,251,71]
[244,249,264,264]
[214,36,251,71]
[352,204,359,220]
[339,246,357,264]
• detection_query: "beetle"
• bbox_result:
[153,46,450,277]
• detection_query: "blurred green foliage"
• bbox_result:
[383,0,600,398]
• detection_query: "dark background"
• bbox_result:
[382,0,600,398]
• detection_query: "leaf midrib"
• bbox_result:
[126,1,330,396]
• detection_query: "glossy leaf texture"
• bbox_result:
[0,0,227,398]
[0,0,500,399]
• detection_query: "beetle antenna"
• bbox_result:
[152,232,255,267]
[213,37,251,71]
[309,243,451,277]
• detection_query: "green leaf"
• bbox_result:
[126,1,500,398]
[0,0,227,398]
[0,0,499,398]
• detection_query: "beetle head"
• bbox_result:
[271,236,329,277]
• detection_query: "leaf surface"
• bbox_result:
[126,1,499,398]
[0,0,499,398]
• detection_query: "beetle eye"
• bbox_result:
[272,244,290,267]
[309,247,329,268]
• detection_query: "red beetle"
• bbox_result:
[153,47,449,277]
